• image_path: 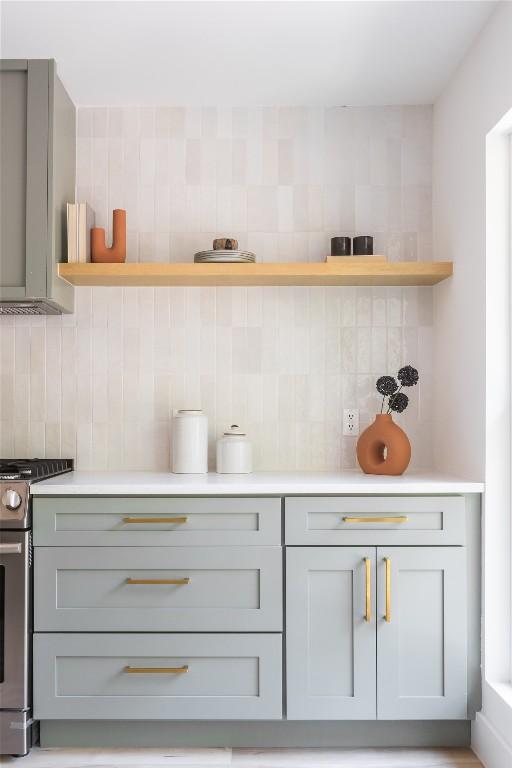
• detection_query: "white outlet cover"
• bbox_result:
[343,409,360,436]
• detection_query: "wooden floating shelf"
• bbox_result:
[58,260,453,288]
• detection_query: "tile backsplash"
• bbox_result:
[0,106,433,471]
[77,105,432,263]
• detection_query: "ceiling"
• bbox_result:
[1,1,497,106]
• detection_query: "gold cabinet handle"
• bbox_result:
[126,577,190,585]
[364,558,371,622]
[122,516,188,524]
[384,557,391,622]
[342,516,408,524]
[124,665,189,674]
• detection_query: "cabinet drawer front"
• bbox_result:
[285,496,465,545]
[35,546,282,632]
[33,497,281,546]
[34,633,282,720]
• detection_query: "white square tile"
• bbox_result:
[278,139,294,184]
[247,186,278,231]
[77,108,93,138]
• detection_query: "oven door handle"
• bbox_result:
[0,542,22,554]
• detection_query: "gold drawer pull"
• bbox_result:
[123,516,188,524]
[124,665,189,674]
[385,557,391,623]
[364,557,371,622]
[126,577,190,586]
[342,516,408,524]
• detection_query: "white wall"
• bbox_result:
[0,106,435,471]
[433,1,512,480]
[433,3,512,765]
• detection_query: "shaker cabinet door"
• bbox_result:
[286,547,376,720]
[0,60,75,312]
[377,547,467,719]
[0,60,49,299]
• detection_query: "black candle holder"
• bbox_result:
[353,235,373,256]
[331,237,351,256]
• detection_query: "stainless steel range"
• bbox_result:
[0,459,73,756]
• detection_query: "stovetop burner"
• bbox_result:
[0,461,33,479]
[0,458,73,482]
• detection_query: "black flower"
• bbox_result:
[389,392,409,413]
[397,365,419,387]
[376,376,398,396]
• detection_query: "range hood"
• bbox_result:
[0,299,64,315]
[0,59,76,315]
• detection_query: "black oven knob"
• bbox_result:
[2,489,22,510]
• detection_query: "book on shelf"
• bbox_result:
[66,203,95,263]
[66,203,77,262]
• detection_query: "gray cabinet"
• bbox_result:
[33,493,285,722]
[377,547,467,719]
[286,545,467,721]
[0,59,75,314]
[286,547,376,719]
[33,492,473,728]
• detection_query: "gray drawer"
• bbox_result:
[35,546,282,632]
[33,496,281,546]
[285,496,465,545]
[34,633,282,720]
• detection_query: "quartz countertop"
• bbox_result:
[31,471,484,496]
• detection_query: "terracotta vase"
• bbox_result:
[91,209,126,263]
[356,414,411,476]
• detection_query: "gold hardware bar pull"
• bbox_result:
[384,557,391,622]
[126,577,190,586]
[123,516,188,524]
[342,516,408,524]
[124,665,189,674]
[364,558,371,622]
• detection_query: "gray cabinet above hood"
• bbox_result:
[0,59,76,314]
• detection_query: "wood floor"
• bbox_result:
[0,747,483,767]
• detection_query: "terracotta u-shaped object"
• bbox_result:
[91,209,126,263]
[356,414,411,475]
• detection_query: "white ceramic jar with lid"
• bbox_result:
[216,425,252,474]
[171,409,208,474]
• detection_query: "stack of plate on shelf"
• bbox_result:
[194,250,256,263]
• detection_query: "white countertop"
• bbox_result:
[31,471,484,496]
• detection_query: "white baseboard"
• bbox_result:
[472,712,512,768]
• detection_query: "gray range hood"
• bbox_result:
[0,59,76,314]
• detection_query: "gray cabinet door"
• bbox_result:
[286,547,376,720]
[377,547,467,719]
[0,60,48,299]
[0,59,75,312]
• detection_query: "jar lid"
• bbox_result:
[223,424,247,436]
[176,409,204,415]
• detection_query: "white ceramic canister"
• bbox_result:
[171,410,208,474]
[216,425,252,474]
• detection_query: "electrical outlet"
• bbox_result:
[343,408,359,436]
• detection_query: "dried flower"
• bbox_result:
[389,392,409,413]
[397,365,419,387]
[376,376,398,396]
